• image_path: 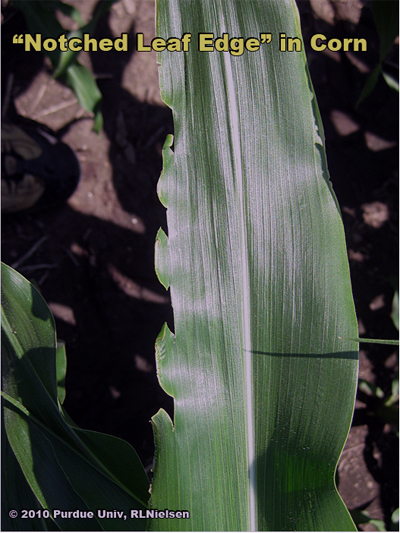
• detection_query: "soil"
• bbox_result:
[2,0,398,530]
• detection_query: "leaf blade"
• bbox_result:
[151,1,359,530]
[1,263,149,530]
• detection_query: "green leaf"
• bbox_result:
[11,1,105,130]
[63,62,103,132]
[358,379,385,399]
[371,0,399,63]
[3,399,102,531]
[382,71,399,93]
[56,1,84,27]
[392,508,399,528]
[1,263,149,530]
[52,0,120,78]
[340,336,399,346]
[1,411,56,531]
[151,0,358,530]
[350,509,386,531]
[56,342,67,405]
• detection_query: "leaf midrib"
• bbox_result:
[219,7,256,529]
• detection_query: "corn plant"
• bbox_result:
[2,0,367,530]
[8,0,120,131]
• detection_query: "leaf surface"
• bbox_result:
[1,263,149,530]
[151,1,359,530]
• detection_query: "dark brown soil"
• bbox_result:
[2,0,398,530]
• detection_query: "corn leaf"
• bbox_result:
[151,0,359,530]
[56,341,67,405]
[1,263,149,531]
[64,62,103,132]
[1,413,56,531]
[12,1,107,132]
